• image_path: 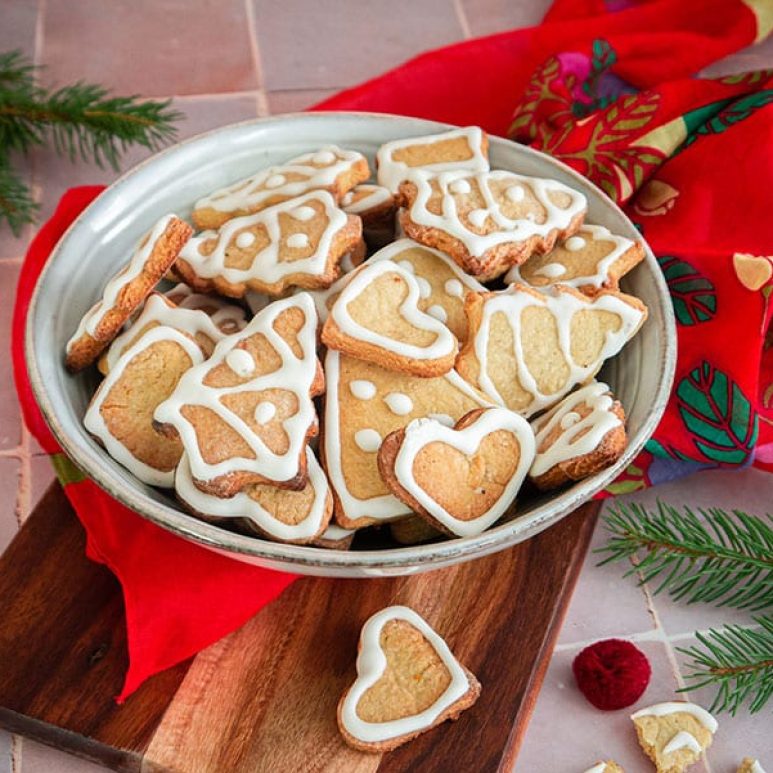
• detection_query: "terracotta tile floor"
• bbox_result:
[1,1,772,771]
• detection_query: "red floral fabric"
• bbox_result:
[12,0,772,699]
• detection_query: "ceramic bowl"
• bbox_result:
[26,112,676,577]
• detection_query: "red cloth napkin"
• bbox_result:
[12,0,772,700]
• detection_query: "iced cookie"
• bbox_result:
[65,214,192,371]
[583,763,624,773]
[175,447,332,544]
[163,282,248,334]
[154,293,323,497]
[399,170,587,280]
[192,145,370,229]
[631,702,717,773]
[313,523,356,550]
[342,183,397,247]
[323,351,492,529]
[376,127,489,193]
[368,238,485,341]
[322,259,458,377]
[84,326,205,487]
[389,515,442,545]
[337,605,481,752]
[456,284,647,417]
[505,225,645,295]
[529,381,626,491]
[98,293,229,375]
[378,407,535,537]
[738,759,767,773]
[177,191,362,298]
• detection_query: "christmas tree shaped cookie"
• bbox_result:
[164,282,248,334]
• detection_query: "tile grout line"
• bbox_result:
[244,0,270,117]
[451,0,473,39]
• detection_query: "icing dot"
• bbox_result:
[225,349,255,377]
[342,192,354,206]
[449,179,471,195]
[354,428,382,453]
[506,185,525,203]
[313,150,336,164]
[427,304,448,323]
[265,173,286,189]
[292,206,316,221]
[235,231,256,249]
[468,209,489,229]
[287,233,310,249]
[444,278,464,298]
[397,259,415,273]
[349,380,377,400]
[534,262,567,279]
[254,401,276,424]
[565,236,587,252]
[416,276,432,299]
[560,411,581,430]
[384,392,413,416]
[429,413,454,427]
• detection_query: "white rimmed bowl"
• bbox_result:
[26,112,676,577]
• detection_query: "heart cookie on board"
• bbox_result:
[322,259,458,377]
[529,380,626,491]
[456,283,647,417]
[154,293,323,498]
[337,605,481,753]
[378,407,535,537]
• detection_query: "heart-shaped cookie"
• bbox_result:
[378,406,535,537]
[337,605,480,752]
[321,259,458,377]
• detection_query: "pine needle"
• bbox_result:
[0,158,38,236]
[678,616,773,714]
[596,501,773,611]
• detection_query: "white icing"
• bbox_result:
[154,294,320,486]
[313,150,336,164]
[254,401,276,424]
[533,262,566,279]
[631,702,718,734]
[416,276,432,299]
[393,408,535,537]
[581,765,607,773]
[468,208,489,229]
[505,225,636,290]
[429,413,454,427]
[444,279,464,298]
[384,392,413,416]
[225,348,256,377]
[195,145,366,215]
[559,410,581,430]
[506,185,525,203]
[328,259,457,363]
[318,524,354,541]
[376,127,489,193]
[427,305,448,323]
[84,325,204,487]
[751,761,767,773]
[292,205,316,222]
[565,235,587,251]
[397,259,415,273]
[663,731,702,756]
[339,251,356,274]
[341,183,392,214]
[339,606,471,743]
[103,292,227,372]
[449,179,471,195]
[66,214,177,352]
[175,447,329,542]
[349,379,377,400]
[236,231,256,249]
[323,350,491,525]
[180,190,347,290]
[354,428,382,453]
[472,286,645,416]
[286,232,310,249]
[403,169,587,260]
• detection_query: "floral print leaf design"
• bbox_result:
[604,461,649,495]
[676,361,759,465]
[645,438,692,461]
[573,39,619,118]
[657,255,717,325]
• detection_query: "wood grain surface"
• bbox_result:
[0,482,598,772]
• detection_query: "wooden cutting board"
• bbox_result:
[0,482,598,773]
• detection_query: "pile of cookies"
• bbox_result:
[65,126,649,549]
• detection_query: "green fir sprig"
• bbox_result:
[597,501,773,611]
[0,49,181,234]
[678,616,773,715]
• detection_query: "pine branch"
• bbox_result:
[0,50,36,92]
[678,616,773,714]
[0,158,38,236]
[596,501,773,611]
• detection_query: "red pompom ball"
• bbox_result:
[572,638,651,710]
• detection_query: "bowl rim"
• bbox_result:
[25,110,677,572]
